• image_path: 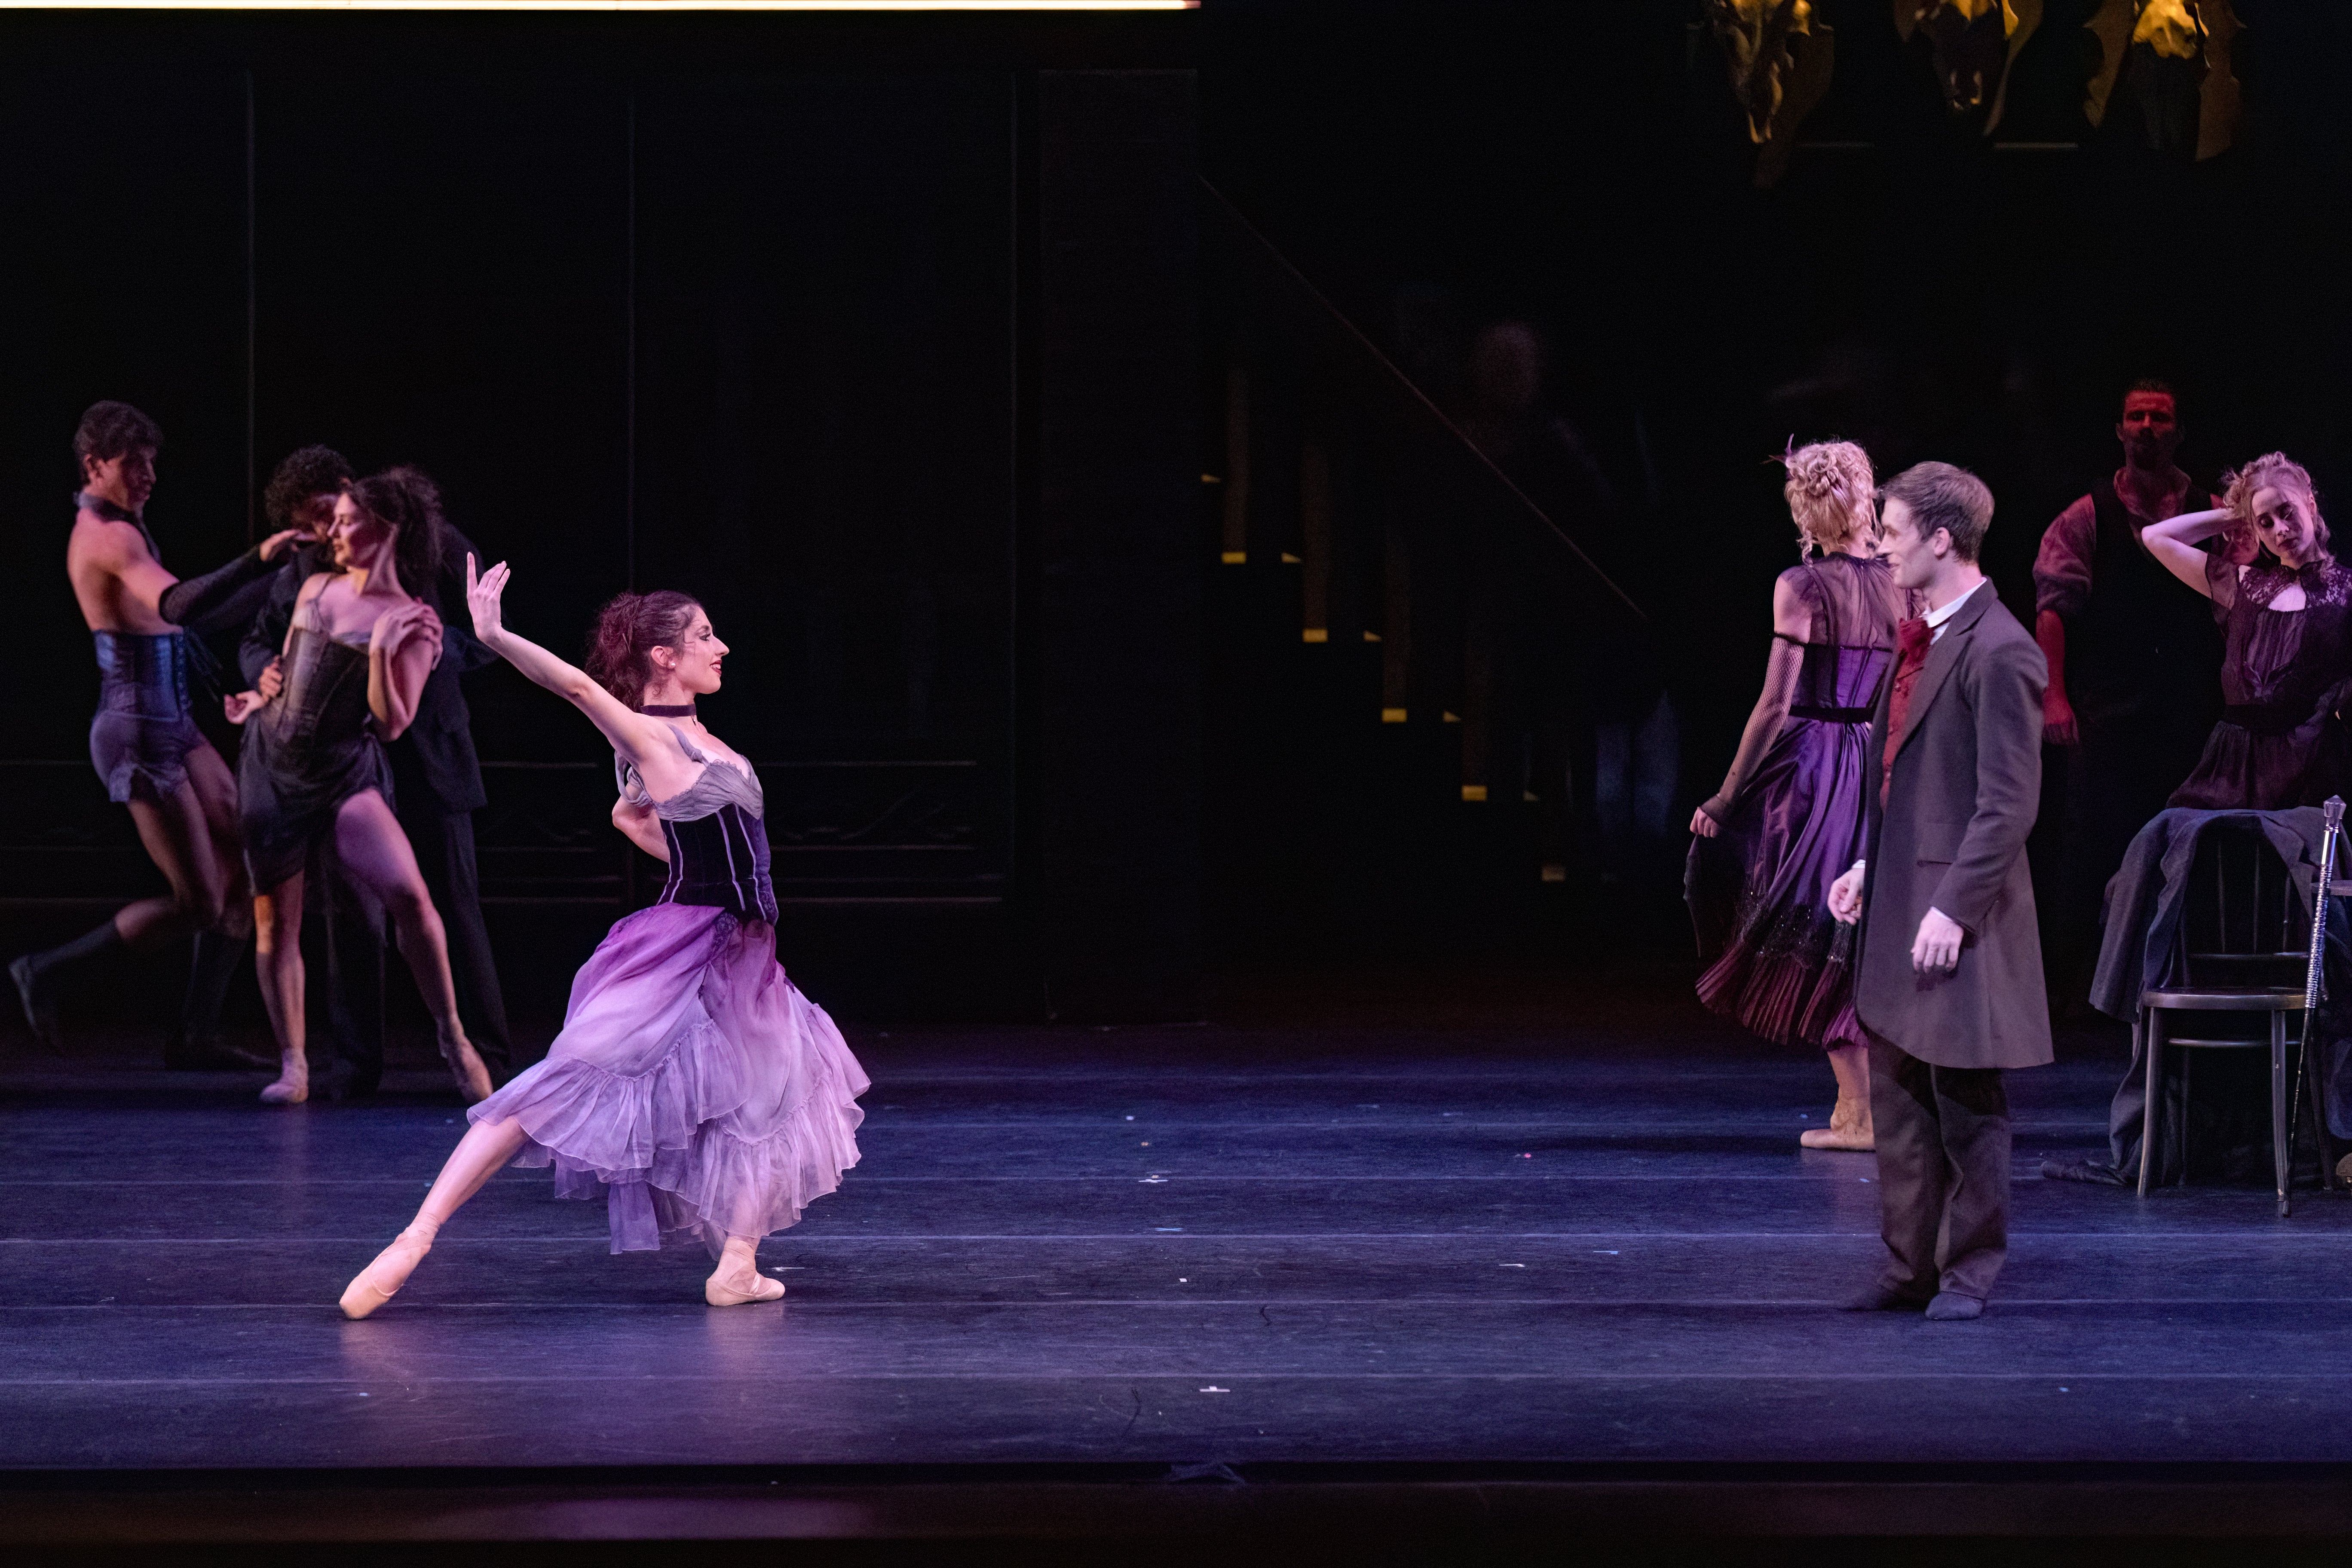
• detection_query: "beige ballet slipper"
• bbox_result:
[705,1239,785,1306]
[339,1222,439,1320]
[260,1047,308,1106]
[1799,1095,1874,1152]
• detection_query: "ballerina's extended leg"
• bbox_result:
[340,1115,529,1318]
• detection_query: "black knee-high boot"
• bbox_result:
[165,929,270,1071]
[8,919,127,1052]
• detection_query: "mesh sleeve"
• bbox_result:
[156,545,272,632]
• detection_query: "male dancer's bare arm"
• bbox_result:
[2032,501,2095,745]
[68,516,179,632]
[2034,612,2075,745]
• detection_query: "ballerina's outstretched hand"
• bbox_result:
[466,551,513,648]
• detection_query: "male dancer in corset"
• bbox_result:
[1829,462,2051,1321]
[12,403,297,1062]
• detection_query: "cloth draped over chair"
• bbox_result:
[2086,807,2352,1183]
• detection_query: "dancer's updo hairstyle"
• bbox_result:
[344,466,449,590]
[1782,441,1877,559]
[586,591,703,710]
[2219,451,2330,555]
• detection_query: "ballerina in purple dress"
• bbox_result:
[339,561,868,1316]
[1686,441,1903,1151]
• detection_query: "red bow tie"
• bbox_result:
[1897,616,1931,661]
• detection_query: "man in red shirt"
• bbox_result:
[2032,380,2223,1002]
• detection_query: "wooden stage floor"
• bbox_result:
[5,971,2352,1550]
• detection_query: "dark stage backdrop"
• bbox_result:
[1194,0,2352,956]
[0,14,1197,1027]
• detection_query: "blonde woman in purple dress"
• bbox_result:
[1687,441,1903,1151]
[339,561,868,1316]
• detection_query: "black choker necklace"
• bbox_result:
[642,703,697,717]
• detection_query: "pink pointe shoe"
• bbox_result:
[339,1223,438,1320]
[704,1265,786,1307]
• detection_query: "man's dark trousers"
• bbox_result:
[1867,1029,2013,1300]
[1853,581,2051,1308]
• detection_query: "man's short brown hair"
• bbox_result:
[2124,377,2178,416]
[73,401,162,475]
[1882,461,1994,563]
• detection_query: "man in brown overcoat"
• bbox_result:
[1829,462,2053,1321]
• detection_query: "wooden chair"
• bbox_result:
[2137,815,2327,1214]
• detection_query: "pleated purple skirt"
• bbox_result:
[1686,714,1870,1053]
[469,902,869,1256]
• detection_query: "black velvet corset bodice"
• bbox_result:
[257,626,373,757]
[621,728,778,924]
[92,630,193,719]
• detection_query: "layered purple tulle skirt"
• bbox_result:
[1685,715,1871,1053]
[469,902,869,1256]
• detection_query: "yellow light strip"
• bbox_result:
[0,2,1193,10]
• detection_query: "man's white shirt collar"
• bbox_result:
[1923,578,1984,641]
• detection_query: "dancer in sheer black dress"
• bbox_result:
[233,446,514,1098]
[236,467,492,1105]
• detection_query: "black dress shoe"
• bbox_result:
[162,1035,276,1072]
[2041,1158,2126,1186]
[1925,1292,1986,1321]
[1840,1285,1932,1312]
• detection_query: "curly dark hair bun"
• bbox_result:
[586,590,702,710]
[346,466,449,591]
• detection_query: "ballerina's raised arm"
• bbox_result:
[464,553,704,809]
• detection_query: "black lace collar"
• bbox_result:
[75,490,139,525]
